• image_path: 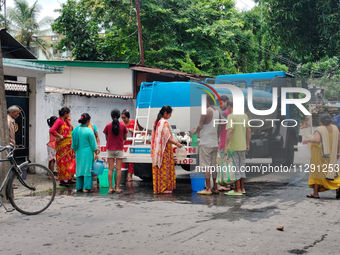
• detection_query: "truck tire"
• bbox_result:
[134,163,153,181]
[284,137,295,166]
[180,164,191,171]
[272,136,294,166]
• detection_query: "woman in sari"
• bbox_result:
[72,113,99,193]
[50,107,75,186]
[303,113,340,199]
[151,105,182,194]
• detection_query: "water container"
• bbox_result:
[297,143,311,164]
[98,169,116,188]
[190,174,205,192]
[92,160,104,176]
[191,133,198,147]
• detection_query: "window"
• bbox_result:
[252,80,272,92]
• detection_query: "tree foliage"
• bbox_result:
[53,0,288,75]
[2,0,54,58]
[264,0,340,61]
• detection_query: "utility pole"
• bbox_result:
[135,0,145,66]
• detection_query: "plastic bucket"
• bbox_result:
[297,143,311,164]
[190,174,205,192]
[98,169,116,188]
[119,168,128,185]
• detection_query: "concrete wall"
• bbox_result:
[35,92,136,166]
[45,67,133,96]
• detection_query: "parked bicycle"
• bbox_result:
[0,144,56,215]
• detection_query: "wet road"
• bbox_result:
[1,156,340,254]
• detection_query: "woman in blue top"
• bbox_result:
[72,113,100,193]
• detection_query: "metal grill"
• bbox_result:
[5,81,29,97]
[5,82,28,91]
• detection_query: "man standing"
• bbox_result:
[7,105,20,146]
[315,88,325,105]
[217,95,232,191]
[7,105,20,189]
[224,101,251,196]
[191,95,220,195]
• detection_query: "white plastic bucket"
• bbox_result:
[297,143,311,164]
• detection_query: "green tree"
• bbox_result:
[53,0,264,75]
[7,0,54,58]
[264,0,340,61]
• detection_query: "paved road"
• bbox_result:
[0,151,339,254]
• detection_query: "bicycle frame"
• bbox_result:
[0,151,34,195]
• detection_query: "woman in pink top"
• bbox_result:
[47,116,58,180]
[103,109,128,194]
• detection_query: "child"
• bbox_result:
[103,109,128,194]
[47,116,58,180]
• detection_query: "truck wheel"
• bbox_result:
[180,164,191,171]
[284,137,294,166]
[134,163,153,181]
[272,136,294,166]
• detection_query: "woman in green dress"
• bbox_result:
[72,113,99,193]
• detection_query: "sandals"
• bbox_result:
[108,189,115,194]
[336,189,340,199]
[225,190,243,196]
[218,187,231,192]
[59,181,69,187]
[197,189,212,195]
[212,189,219,195]
[306,194,320,199]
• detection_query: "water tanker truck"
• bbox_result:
[123,71,303,180]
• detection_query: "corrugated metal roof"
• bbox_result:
[45,86,133,99]
[130,65,210,79]
[0,28,37,60]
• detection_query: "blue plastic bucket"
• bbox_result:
[190,174,205,192]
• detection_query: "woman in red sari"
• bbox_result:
[50,107,75,186]
[120,109,135,182]
[151,106,182,194]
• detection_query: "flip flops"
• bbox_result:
[197,190,212,195]
[108,190,115,194]
[212,190,219,195]
[306,194,320,199]
[225,190,243,196]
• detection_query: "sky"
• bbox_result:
[6,0,256,21]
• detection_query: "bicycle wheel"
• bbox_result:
[7,163,56,215]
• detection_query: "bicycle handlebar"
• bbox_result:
[0,144,14,153]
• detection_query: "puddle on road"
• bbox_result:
[56,179,294,222]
